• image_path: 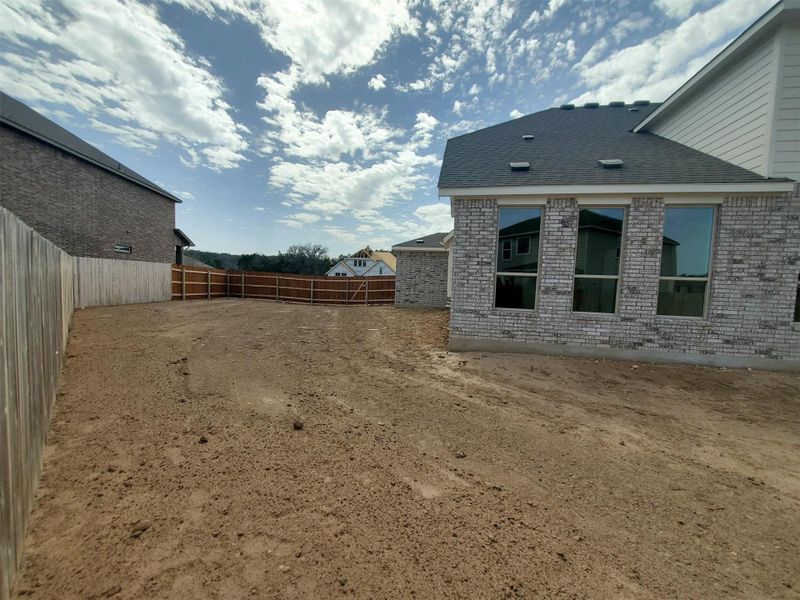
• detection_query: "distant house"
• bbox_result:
[326,247,397,277]
[392,232,452,308]
[435,0,799,369]
[0,91,193,263]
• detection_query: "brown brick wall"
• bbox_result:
[0,126,175,262]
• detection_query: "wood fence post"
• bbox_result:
[207,269,211,299]
[241,272,245,298]
[276,274,280,302]
[226,271,230,298]
[181,266,186,301]
[346,279,350,305]
[310,277,314,304]
[365,278,369,305]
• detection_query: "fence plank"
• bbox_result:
[1,207,75,599]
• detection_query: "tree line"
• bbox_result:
[186,244,344,276]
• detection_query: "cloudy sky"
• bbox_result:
[0,0,774,255]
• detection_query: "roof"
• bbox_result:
[370,251,396,270]
[174,228,194,247]
[351,247,373,258]
[0,91,181,203]
[392,232,450,251]
[438,103,791,190]
[635,0,797,133]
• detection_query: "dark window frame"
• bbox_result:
[657,205,716,319]
[572,206,626,315]
[494,206,544,311]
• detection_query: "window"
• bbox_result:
[657,206,714,317]
[495,207,542,310]
[573,207,624,313]
[114,244,132,253]
[516,236,531,255]
[794,275,799,322]
[500,239,512,261]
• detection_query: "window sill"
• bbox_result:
[655,314,711,323]
[571,311,620,320]
[494,306,538,315]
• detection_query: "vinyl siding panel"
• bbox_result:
[651,34,777,176]
[772,20,800,180]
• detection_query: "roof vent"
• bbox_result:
[560,103,574,110]
[628,107,639,112]
[633,100,650,106]
[598,159,624,169]
[521,134,534,141]
[583,102,599,108]
[510,161,530,171]
[608,101,625,107]
[415,239,425,243]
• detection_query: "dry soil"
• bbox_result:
[12,299,800,599]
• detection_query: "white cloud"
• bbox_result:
[509,109,524,119]
[368,73,387,90]
[0,0,248,169]
[277,212,323,228]
[254,206,265,211]
[524,0,568,27]
[468,83,481,95]
[323,225,359,244]
[654,0,707,19]
[610,16,653,43]
[174,190,195,201]
[413,203,453,232]
[572,0,774,104]
[178,0,416,90]
[453,100,466,115]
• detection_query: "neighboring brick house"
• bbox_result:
[0,92,193,263]
[437,1,800,369]
[393,232,451,308]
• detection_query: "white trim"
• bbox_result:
[440,182,795,197]
[633,0,789,133]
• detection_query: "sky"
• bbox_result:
[0,0,775,256]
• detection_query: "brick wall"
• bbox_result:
[449,187,800,367]
[395,250,449,308]
[0,126,176,263]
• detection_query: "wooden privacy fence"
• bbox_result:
[171,265,395,305]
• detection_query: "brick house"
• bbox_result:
[437,1,800,369]
[0,92,192,263]
[393,232,451,308]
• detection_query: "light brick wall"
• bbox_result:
[450,187,800,364]
[395,250,449,308]
[0,126,176,263]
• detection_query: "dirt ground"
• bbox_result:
[12,299,800,599]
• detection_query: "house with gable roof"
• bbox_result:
[434,0,800,369]
[325,247,397,277]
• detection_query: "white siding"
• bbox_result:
[772,20,800,180]
[651,33,778,176]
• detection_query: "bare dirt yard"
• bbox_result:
[12,299,800,599]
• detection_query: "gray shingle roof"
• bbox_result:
[0,91,181,203]
[438,104,789,189]
[392,232,449,250]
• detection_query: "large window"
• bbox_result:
[573,207,625,313]
[495,207,542,309]
[657,206,714,317]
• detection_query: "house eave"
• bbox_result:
[438,181,796,198]
[391,246,449,253]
